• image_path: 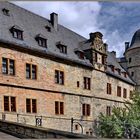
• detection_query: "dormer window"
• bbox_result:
[10,25,23,40]
[122,72,127,78]
[116,68,121,75]
[74,49,84,60]
[56,41,67,54]
[45,25,51,32]
[2,8,10,16]
[35,34,47,47]
[109,65,115,72]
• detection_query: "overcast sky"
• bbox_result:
[12,1,140,57]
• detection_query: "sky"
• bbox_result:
[12,1,140,57]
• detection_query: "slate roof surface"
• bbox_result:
[129,29,140,49]
[0,2,135,85]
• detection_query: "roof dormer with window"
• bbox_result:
[10,25,23,40]
[56,41,67,54]
[35,34,47,48]
[2,8,10,16]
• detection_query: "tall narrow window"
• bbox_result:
[107,83,111,95]
[26,98,37,113]
[2,58,15,75]
[4,96,9,111]
[26,99,31,113]
[106,106,111,116]
[32,99,37,113]
[84,77,91,90]
[4,96,16,112]
[95,53,97,62]
[26,64,37,80]
[55,101,64,115]
[26,64,31,79]
[32,65,37,80]
[102,55,105,64]
[82,104,90,116]
[55,70,64,85]
[9,59,15,75]
[117,86,121,97]
[130,90,133,99]
[11,97,16,112]
[2,58,8,74]
[123,88,127,98]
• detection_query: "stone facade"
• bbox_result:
[0,43,134,135]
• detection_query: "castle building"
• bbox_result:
[0,2,136,135]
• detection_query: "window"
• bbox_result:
[116,68,121,75]
[84,77,91,90]
[77,52,84,59]
[77,81,80,87]
[35,35,47,47]
[106,106,111,116]
[4,96,16,112]
[2,8,10,16]
[2,58,15,75]
[95,53,97,62]
[56,42,67,54]
[123,72,127,78]
[45,26,51,32]
[110,65,115,72]
[26,98,37,113]
[55,101,64,115]
[55,70,64,85]
[131,72,134,77]
[37,38,47,47]
[58,45,67,54]
[102,55,105,64]
[123,88,127,98]
[10,26,23,40]
[26,64,37,80]
[117,86,121,97]
[82,104,90,116]
[75,124,78,130]
[107,83,111,95]
[130,90,133,99]
[129,58,131,63]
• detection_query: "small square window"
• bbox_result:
[45,26,51,32]
[2,8,10,16]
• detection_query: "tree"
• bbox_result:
[95,91,140,138]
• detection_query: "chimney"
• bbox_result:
[111,51,116,57]
[125,42,129,51]
[89,32,103,41]
[50,12,58,31]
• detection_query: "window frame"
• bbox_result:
[117,86,121,97]
[82,104,90,116]
[4,96,16,112]
[55,101,64,115]
[2,57,15,76]
[26,63,37,80]
[26,98,37,113]
[55,70,64,85]
[84,77,91,90]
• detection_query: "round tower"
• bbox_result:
[125,29,140,91]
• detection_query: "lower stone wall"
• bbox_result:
[0,120,92,138]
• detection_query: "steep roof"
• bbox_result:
[129,29,140,49]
